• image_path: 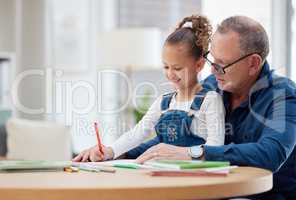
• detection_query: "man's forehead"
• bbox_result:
[212,31,239,46]
[210,31,241,59]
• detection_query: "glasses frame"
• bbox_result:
[203,51,262,74]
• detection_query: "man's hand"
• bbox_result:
[135,143,191,164]
[72,145,114,162]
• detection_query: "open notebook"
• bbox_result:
[73,159,234,172]
[72,159,151,170]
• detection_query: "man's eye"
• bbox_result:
[174,68,182,71]
[163,66,169,69]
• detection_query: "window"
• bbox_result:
[49,0,92,71]
[118,0,201,30]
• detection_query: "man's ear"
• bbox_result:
[249,54,262,76]
[195,58,205,73]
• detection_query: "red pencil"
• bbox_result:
[94,122,104,155]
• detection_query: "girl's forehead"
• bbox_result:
[163,43,193,59]
[164,43,190,51]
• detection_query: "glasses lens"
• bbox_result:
[212,63,224,74]
[205,54,214,67]
[204,52,225,74]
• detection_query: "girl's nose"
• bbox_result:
[167,69,176,79]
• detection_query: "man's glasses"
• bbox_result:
[203,51,261,74]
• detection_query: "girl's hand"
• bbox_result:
[72,145,114,162]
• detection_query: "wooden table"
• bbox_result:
[0,167,272,200]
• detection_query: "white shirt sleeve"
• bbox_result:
[201,91,225,146]
[110,96,162,158]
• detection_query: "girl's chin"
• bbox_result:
[172,83,182,89]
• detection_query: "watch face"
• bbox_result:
[190,146,203,158]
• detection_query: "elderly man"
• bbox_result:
[129,16,296,199]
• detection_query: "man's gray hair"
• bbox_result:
[217,16,269,61]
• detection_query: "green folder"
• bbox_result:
[113,163,141,169]
[0,160,71,171]
[144,160,230,170]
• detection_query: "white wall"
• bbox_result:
[271,0,289,75]
[46,0,121,153]
[202,0,272,34]
[2,0,121,154]
[0,0,15,52]
[15,0,47,120]
[94,0,122,148]
[0,0,16,112]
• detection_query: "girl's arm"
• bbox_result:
[203,91,225,146]
[109,96,162,159]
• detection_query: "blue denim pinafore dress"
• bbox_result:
[126,88,210,158]
[154,88,209,146]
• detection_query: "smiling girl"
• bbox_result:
[73,14,225,162]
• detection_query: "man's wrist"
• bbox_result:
[187,145,204,160]
[199,154,205,160]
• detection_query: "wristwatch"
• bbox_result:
[188,145,204,159]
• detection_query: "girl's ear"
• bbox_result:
[195,58,205,73]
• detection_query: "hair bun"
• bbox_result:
[177,15,212,54]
